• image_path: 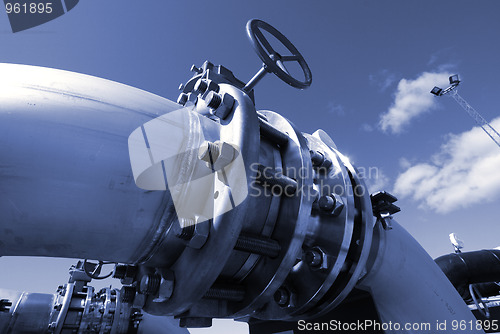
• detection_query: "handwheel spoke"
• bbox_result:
[254,28,276,55]
[276,60,290,75]
[92,262,102,276]
[280,55,300,62]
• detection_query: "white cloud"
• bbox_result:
[369,69,397,92]
[398,157,412,169]
[327,102,345,116]
[379,72,450,133]
[394,118,500,213]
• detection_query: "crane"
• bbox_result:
[431,74,500,148]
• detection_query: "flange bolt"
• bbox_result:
[205,91,222,110]
[139,273,161,295]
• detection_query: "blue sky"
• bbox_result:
[1,1,500,332]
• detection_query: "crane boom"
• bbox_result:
[451,90,500,148]
[431,74,500,149]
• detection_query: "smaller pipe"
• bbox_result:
[435,249,500,299]
[474,282,500,299]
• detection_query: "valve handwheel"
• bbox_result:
[246,19,312,89]
[83,259,114,280]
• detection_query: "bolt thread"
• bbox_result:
[206,91,222,109]
[234,233,281,258]
[190,64,201,73]
[204,285,245,301]
[199,141,220,164]
[121,286,136,303]
[140,274,161,295]
[194,79,208,94]
[177,218,196,240]
[112,265,127,279]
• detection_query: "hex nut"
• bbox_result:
[194,78,219,96]
[204,92,235,120]
[305,249,323,267]
[318,193,344,217]
[305,247,329,271]
[215,93,235,119]
[177,93,188,105]
[187,219,210,249]
[212,141,237,171]
[330,193,344,216]
[273,286,296,308]
[318,195,335,212]
[153,271,175,302]
[198,141,237,171]
[274,287,290,307]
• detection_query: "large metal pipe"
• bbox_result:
[0,63,180,263]
[358,220,483,333]
[435,250,500,299]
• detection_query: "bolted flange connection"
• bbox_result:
[317,193,344,216]
[204,91,235,119]
[310,150,332,172]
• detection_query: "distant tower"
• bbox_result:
[431,75,500,148]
